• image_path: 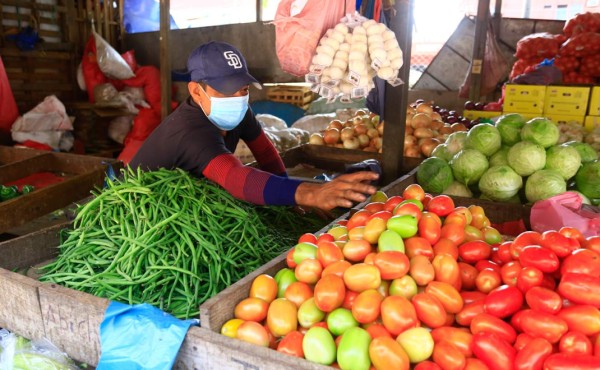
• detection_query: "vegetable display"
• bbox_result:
[0,184,35,202]
[221,184,600,369]
[41,168,328,319]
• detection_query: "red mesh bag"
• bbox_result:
[515,33,561,59]
[509,57,544,81]
[559,32,600,57]
[563,12,600,37]
[580,56,600,77]
[553,55,580,73]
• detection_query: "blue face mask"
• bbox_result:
[201,85,249,131]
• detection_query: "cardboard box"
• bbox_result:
[463,110,502,120]
[585,115,600,132]
[544,114,585,126]
[544,85,591,115]
[503,84,546,114]
[589,86,600,116]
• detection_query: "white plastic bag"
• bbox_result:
[0,329,80,370]
[291,113,335,133]
[108,116,133,144]
[94,31,135,80]
[11,130,64,149]
[256,114,287,129]
[11,95,73,131]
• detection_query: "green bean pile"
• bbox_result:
[41,168,328,319]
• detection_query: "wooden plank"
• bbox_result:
[469,0,490,101]
[0,222,64,271]
[0,268,45,341]
[160,0,172,120]
[0,146,44,165]
[1,0,67,12]
[0,48,72,59]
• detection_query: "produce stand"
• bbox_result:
[0,146,121,234]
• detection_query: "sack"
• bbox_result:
[108,116,133,144]
[273,0,354,76]
[559,32,600,57]
[530,191,600,237]
[94,31,135,80]
[12,95,73,132]
[515,33,560,60]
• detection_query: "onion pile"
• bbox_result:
[309,109,384,152]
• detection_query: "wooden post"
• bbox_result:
[160,0,172,121]
[118,0,125,50]
[493,0,503,35]
[381,0,414,184]
[469,0,491,101]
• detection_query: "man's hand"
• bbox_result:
[295,171,379,211]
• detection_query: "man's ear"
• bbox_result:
[188,81,201,100]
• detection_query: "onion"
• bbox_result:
[411,113,432,129]
[353,115,365,125]
[309,133,324,145]
[406,113,414,126]
[414,127,434,139]
[328,120,343,130]
[357,134,370,147]
[416,103,433,115]
[405,126,414,136]
[341,127,355,141]
[404,145,421,158]
[451,122,468,132]
[404,135,417,147]
[355,123,368,135]
[371,137,383,150]
[324,128,340,145]
[367,128,380,139]
[430,120,444,131]
[420,138,440,157]
[343,120,354,129]
[439,125,453,135]
[377,122,384,136]
[343,137,360,150]
[431,112,442,121]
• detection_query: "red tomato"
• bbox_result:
[383,195,404,213]
[403,183,426,201]
[322,260,351,279]
[432,340,466,370]
[431,327,473,357]
[277,331,304,358]
[419,213,442,245]
[458,262,479,291]
[317,233,335,243]
[410,255,436,286]
[412,292,447,328]
[365,323,392,339]
[510,231,543,259]
[343,239,373,262]
[313,274,346,312]
[460,291,487,305]
[432,254,461,287]
[475,260,501,274]
[414,361,442,370]
[559,331,593,355]
[404,236,434,259]
[584,236,600,254]
[500,260,523,287]
[433,238,459,259]
[540,230,579,258]
[368,210,393,223]
[475,268,502,294]
[425,281,464,314]
[471,332,516,370]
[371,251,408,280]
[234,297,269,322]
[236,321,270,347]
[316,241,344,268]
[380,295,418,336]
[556,305,600,336]
[347,209,373,230]
[456,300,485,327]
[284,281,313,308]
[369,336,410,370]
[470,313,517,344]
[363,252,377,265]
[525,286,562,314]
[516,266,544,293]
[444,211,468,227]
[298,233,317,244]
[514,337,553,370]
[514,333,535,351]
[343,263,381,292]
[249,274,278,304]
[427,195,455,217]
[561,249,600,278]
[519,309,568,344]
[352,289,384,324]
[558,273,600,307]
[295,258,323,284]
[543,353,600,370]
[286,248,296,268]
[559,226,585,246]
[484,285,524,318]
[393,202,423,221]
[464,358,489,370]
[519,245,560,273]
[341,289,359,310]
[458,240,492,264]
[495,241,514,264]
[364,202,386,213]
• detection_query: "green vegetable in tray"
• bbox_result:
[416,157,453,194]
[449,149,489,186]
[478,165,523,201]
[496,113,526,146]
[41,168,328,319]
[0,185,19,201]
[21,184,36,194]
[564,141,598,163]
[545,144,582,180]
[575,160,600,200]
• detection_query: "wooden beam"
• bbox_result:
[160,0,172,121]
[469,0,491,101]
[381,0,414,184]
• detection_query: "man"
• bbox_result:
[130,41,378,211]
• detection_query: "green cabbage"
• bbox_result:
[443,181,473,198]
[489,146,511,167]
[507,141,546,176]
[545,144,582,180]
[521,118,559,148]
[495,113,526,146]
[449,149,489,185]
[445,131,467,156]
[525,169,567,203]
[417,157,454,194]
[575,160,600,199]
[564,141,598,163]
[431,144,453,162]
[478,165,523,201]
[464,124,502,156]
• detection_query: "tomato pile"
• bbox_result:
[221,184,600,370]
[510,12,600,84]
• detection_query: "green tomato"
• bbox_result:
[293,242,318,265]
[328,225,348,241]
[389,275,418,300]
[337,327,372,370]
[327,308,359,336]
[274,268,297,298]
[396,327,434,363]
[303,327,336,365]
[297,297,325,328]
[386,215,418,239]
[399,199,423,211]
[377,229,405,252]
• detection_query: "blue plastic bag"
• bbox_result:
[97,302,198,370]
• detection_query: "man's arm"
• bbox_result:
[245,130,287,176]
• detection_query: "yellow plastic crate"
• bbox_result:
[463,110,502,120]
[588,86,600,116]
[266,86,314,109]
[543,114,585,126]
[584,115,600,132]
[544,85,591,116]
[503,84,546,114]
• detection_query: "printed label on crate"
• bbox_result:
[309,64,326,75]
[351,86,368,99]
[310,83,321,93]
[388,77,404,87]
[305,73,320,84]
[319,85,335,99]
[346,70,361,86]
[340,94,353,104]
[371,58,384,71]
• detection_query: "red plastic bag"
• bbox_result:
[530,192,600,237]
[559,32,600,57]
[81,35,108,103]
[515,33,560,60]
[272,0,354,77]
[0,56,19,131]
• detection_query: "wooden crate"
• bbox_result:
[0,145,42,165]
[266,86,315,110]
[0,146,121,233]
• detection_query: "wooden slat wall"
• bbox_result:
[1,1,122,113]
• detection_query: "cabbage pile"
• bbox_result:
[415,114,600,205]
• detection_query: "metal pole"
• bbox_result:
[468,0,491,101]
[382,0,413,184]
[160,0,172,121]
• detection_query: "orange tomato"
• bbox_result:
[458,262,479,291]
[559,226,585,245]
[343,263,381,292]
[286,248,296,268]
[453,206,473,225]
[342,289,359,310]
[426,195,455,217]
[432,340,466,370]
[475,268,502,294]
[267,298,298,337]
[468,205,487,229]
[322,260,352,278]
[510,231,542,259]
[433,238,459,260]
[347,209,372,230]
[425,281,464,314]
[343,239,373,262]
[364,252,377,265]
[410,255,435,286]
[295,258,323,284]
[419,213,442,245]
[364,201,386,213]
[403,184,426,202]
[393,202,423,221]
[236,321,270,347]
[374,251,410,280]
[431,327,473,357]
[380,295,418,336]
[313,274,346,312]
[364,217,388,244]
[277,330,304,358]
[404,236,434,260]
[464,358,489,370]
[317,241,344,267]
[432,254,461,287]
[298,232,318,244]
[365,323,392,339]
[284,281,313,308]
[369,336,410,370]
[443,211,468,227]
[352,289,384,324]
[440,223,466,247]
[249,274,278,304]
[234,297,269,322]
[412,292,447,328]
[348,226,366,241]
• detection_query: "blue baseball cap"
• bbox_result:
[187,41,261,94]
